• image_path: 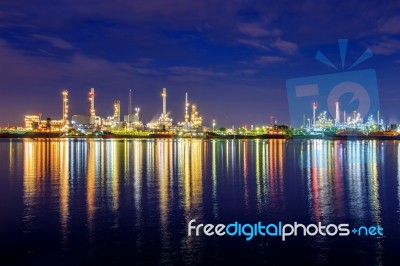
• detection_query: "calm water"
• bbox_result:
[0,138,399,265]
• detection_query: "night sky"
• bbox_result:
[1,1,400,127]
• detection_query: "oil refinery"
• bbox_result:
[21,87,206,137]
[1,86,399,140]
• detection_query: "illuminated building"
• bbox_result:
[124,108,143,129]
[315,111,334,129]
[301,98,389,133]
[177,92,203,131]
[114,100,120,122]
[132,108,143,128]
[190,104,202,128]
[178,92,191,130]
[123,90,143,129]
[153,88,172,131]
[25,115,40,130]
[71,115,99,134]
[103,100,126,130]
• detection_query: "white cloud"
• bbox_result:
[273,38,298,54]
[237,23,281,37]
[369,38,400,55]
[31,34,75,50]
[237,38,270,50]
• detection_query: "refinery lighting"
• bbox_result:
[89,88,96,116]
[185,92,189,123]
[16,87,394,136]
[62,90,69,127]
[161,88,167,116]
[114,100,120,122]
[312,102,317,127]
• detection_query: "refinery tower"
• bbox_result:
[156,88,172,131]
[178,92,203,130]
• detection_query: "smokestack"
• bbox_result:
[312,102,317,127]
[185,92,189,123]
[335,101,340,123]
[128,89,132,115]
[162,88,167,115]
[62,90,69,125]
[89,88,95,116]
[377,110,380,124]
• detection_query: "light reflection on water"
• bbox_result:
[398,143,400,220]
[0,138,399,264]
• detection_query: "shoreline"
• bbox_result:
[1,132,399,140]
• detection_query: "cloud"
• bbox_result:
[237,22,281,37]
[237,38,298,55]
[0,38,158,79]
[378,16,400,34]
[273,38,297,54]
[236,20,297,54]
[369,38,400,55]
[31,34,75,50]
[0,38,159,91]
[254,56,287,65]
[237,38,270,50]
[0,38,166,123]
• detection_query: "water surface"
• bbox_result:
[0,138,399,265]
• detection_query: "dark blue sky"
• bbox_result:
[1,0,400,127]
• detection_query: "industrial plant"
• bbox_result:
[301,100,390,135]
[21,87,206,136]
[1,85,398,140]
